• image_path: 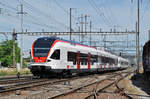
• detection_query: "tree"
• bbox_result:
[0,40,20,67]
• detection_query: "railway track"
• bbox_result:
[84,72,133,99]
[0,68,135,99]
[0,74,90,94]
[0,75,33,84]
[0,78,69,93]
[0,75,33,80]
[49,69,135,99]
[0,70,126,93]
[0,77,34,85]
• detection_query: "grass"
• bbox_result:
[0,68,31,76]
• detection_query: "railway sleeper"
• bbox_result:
[114,82,133,99]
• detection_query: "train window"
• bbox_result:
[91,55,98,62]
[101,56,115,64]
[108,58,115,65]
[91,61,94,65]
[33,38,56,57]
[67,52,77,62]
[80,53,88,65]
[50,49,60,60]
[95,55,98,62]
[81,61,84,65]
[101,56,105,64]
[33,48,50,57]
[84,59,87,65]
[73,60,76,65]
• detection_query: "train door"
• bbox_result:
[88,53,91,69]
[77,51,80,69]
[103,57,106,69]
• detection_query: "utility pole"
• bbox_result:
[136,22,138,66]
[89,21,92,46]
[76,22,80,42]
[17,4,27,69]
[103,34,106,49]
[78,25,80,42]
[81,14,84,43]
[79,14,84,44]
[137,0,140,73]
[84,15,87,33]
[85,14,90,34]
[12,29,17,67]
[70,8,72,41]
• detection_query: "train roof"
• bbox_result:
[36,36,96,48]
[36,37,57,41]
[36,37,128,61]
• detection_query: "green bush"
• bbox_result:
[0,40,26,67]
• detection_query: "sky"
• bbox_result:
[0,0,150,56]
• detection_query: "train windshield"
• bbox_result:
[33,38,56,57]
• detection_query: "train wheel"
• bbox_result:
[62,70,72,78]
[39,74,44,78]
[39,73,48,78]
[32,71,38,76]
[57,73,63,78]
[67,71,72,78]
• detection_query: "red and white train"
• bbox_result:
[28,37,129,77]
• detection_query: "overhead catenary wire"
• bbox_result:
[16,0,68,31]
[130,0,134,27]
[54,0,81,32]
[105,3,119,26]
[1,8,57,30]
[141,0,150,21]
[22,0,70,30]
[88,0,113,27]
[88,0,107,25]
[0,1,58,30]
[54,0,77,20]
[98,0,115,27]
[17,0,67,31]
[0,1,18,12]
[54,0,70,15]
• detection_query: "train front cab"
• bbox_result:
[29,37,62,76]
